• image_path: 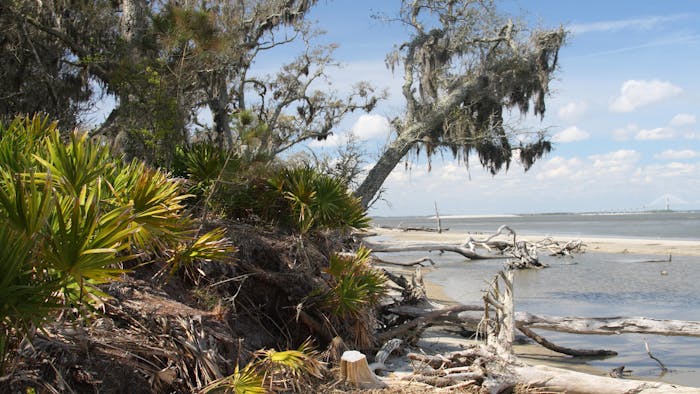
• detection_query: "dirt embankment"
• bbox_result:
[3,222,346,393]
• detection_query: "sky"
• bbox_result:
[267,0,700,216]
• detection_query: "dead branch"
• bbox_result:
[369,338,403,373]
[370,255,436,267]
[644,338,668,372]
[516,323,617,357]
[377,305,484,342]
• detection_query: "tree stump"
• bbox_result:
[340,350,387,389]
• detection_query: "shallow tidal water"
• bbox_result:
[380,249,700,387]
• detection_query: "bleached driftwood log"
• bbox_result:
[515,313,700,337]
[339,350,387,389]
[514,364,700,394]
[363,239,491,259]
[366,225,580,267]
[369,338,403,373]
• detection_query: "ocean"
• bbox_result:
[372,210,700,241]
[371,212,700,386]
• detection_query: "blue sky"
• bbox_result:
[272,0,700,216]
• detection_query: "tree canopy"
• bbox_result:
[1,0,380,165]
[355,0,565,207]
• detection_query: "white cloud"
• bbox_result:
[557,101,588,122]
[634,127,674,140]
[552,126,590,143]
[308,132,345,148]
[589,150,640,173]
[535,156,583,181]
[570,14,689,34]
[669,113,697,127]
[609,80,682,112]
[612,123,638,141]
[654,149,698,160]
[351,114,390,140]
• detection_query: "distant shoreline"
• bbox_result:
[370,227,700,256]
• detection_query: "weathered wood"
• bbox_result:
[369,338,403,372]
[516,323,617,357]
[340,350,387,389]
[516,313,700,337]
[483,270,515,358]
[378,305,484,342]
[363,239,494,259]
[514,364,700,394]
[370,255,436,267]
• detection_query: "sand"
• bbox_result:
[371,227,700,256]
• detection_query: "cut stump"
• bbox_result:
[340,350,388,389]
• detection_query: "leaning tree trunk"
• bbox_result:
[354,77,480,208]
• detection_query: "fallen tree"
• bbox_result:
[515,313,700,337]
[365,224,583,269]
[370,269,700,393]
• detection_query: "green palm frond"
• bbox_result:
[0,169,53,237]
[201,363,266,394]
[322,247,387,320]
[255,339,325,381]
[0,114,54,172]
[271,166,370,233]
[34,130,113,197]
[44,180,136,302]
[110,160,193,250]
[0,225,60,372]
[168,227,236,281]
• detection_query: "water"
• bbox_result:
[371,212,700,386]
[373,210,700,240]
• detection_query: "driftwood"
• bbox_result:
[515,313,700,337]
[364,239,490,259]
[377,304,483,342]
[369,338,403,373]
[370,255,436,267]
[514,364,700,394]
[483,271,515,358]
[380,270,700,392]
[516,323,617,357]
[366,225,582,268]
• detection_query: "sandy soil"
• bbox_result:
[371,227,700,256]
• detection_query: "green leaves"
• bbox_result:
[323,247,387,320]
[110,160,192,251]
[203,339,324,393]
[0,114,236,371]
[271,167,370,234]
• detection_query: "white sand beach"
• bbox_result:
[371,227,700,256]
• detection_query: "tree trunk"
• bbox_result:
[363,239,494,260]
[354,77,479,208]
[339,350,387,389]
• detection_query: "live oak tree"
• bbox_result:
[354,0,566,208]
[2,0,381,166]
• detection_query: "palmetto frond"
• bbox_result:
[201,363,266,394]
[110,160,193,251]
[167,227,236,281]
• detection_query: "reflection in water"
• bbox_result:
[415,252,700,387]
